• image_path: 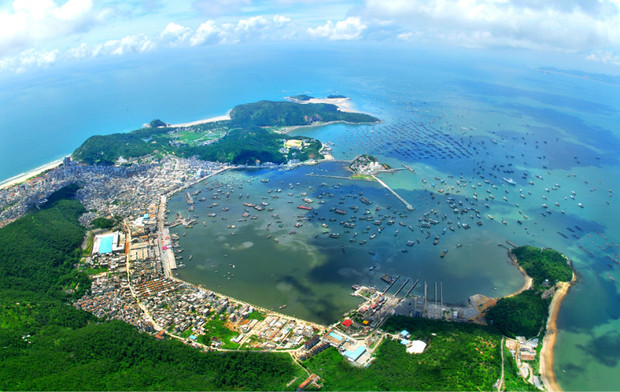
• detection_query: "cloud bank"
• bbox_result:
[1,0,619,72]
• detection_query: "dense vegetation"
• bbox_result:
[149,119,168,128]
[184,127,288,164]
[0,185,89,299]
[72,100,368,165]
[0,187,302,390]
[72,127,173,165]
[91,216,119,229]
[229,100,378,127]
[304,316,502,391]
[485,290,549,338]
[512,246,573,286]
[485,246,573,338]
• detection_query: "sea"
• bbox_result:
[1,42,619,390]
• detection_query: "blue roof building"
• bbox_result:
[343,346,366,362]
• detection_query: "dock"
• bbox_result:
[372,175,415,211]
[403,164,416,174]
[403,279,419,298]
[393,278,411,297]
[382,274,401,295]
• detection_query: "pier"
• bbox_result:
[372,175,415,211]
[382,274,401,295]
[393,278,411,297]
[403,279,420,298]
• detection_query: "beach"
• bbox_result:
[170,113,231,128]
[0,159,64,190]
[505,252,533,298]
[540,275,576,392]
[286,96,359,113]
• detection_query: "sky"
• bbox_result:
[1,0,620,73]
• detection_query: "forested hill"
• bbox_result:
[0,187,302,390]
[72,99,378,165]
[228,100,378,127]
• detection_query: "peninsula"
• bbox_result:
[72,99,378,166]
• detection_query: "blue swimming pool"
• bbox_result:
[99,235,114,254]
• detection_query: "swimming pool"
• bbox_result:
[98,235,114,254]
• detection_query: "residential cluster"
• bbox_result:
[505,336,543,389]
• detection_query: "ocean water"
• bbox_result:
[1,43,619,390]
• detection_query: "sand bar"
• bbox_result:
[0,159,64,190]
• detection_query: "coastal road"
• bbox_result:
[498,336,505,391]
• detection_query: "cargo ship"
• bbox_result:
[297,205,312,210]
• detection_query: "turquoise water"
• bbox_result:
[98,235,114,254]
[2,43,619,390]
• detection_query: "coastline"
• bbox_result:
[169,112,231,128]
[156,166,327,331]
[0,159,64,190]
[505,251,533,298]
[540,274,576,392]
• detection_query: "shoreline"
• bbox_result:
[156,166,327,331]
[504,249,575,392]
[169,112,231,128]
[0,159,64,190]
[504,251,533,298]
[540,273,576,392]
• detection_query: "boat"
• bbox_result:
[297,205,312,210]
[502,177,516,185]
[329,233,340,239]
[368,265,376,271]
[279,304,287,309]
[440,249,448,258]
[335,209,347,215]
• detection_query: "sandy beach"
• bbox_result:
[540,275,575,392]
[0,159,64,190]
[286,96,358,113]
[505,252,533,298]
[170,113,231,128]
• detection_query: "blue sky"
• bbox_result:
[1,0,620,73]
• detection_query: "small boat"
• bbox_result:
[440,249,448,258]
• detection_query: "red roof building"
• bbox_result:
[341,318,353,328]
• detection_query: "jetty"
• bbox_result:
[382,274,401,295]
[393,278,411,297]
[372,175,415,211]
[403,279,420,298]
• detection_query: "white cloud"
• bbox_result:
[92,34,155,57]
[586,50,620,66]
[359,0,620,52]
[190,20,221,45]
[0,0,106,56]
[160,22,192,47]
[191,15,291,45]
[0,13,294,72]
[307,16,366,40]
